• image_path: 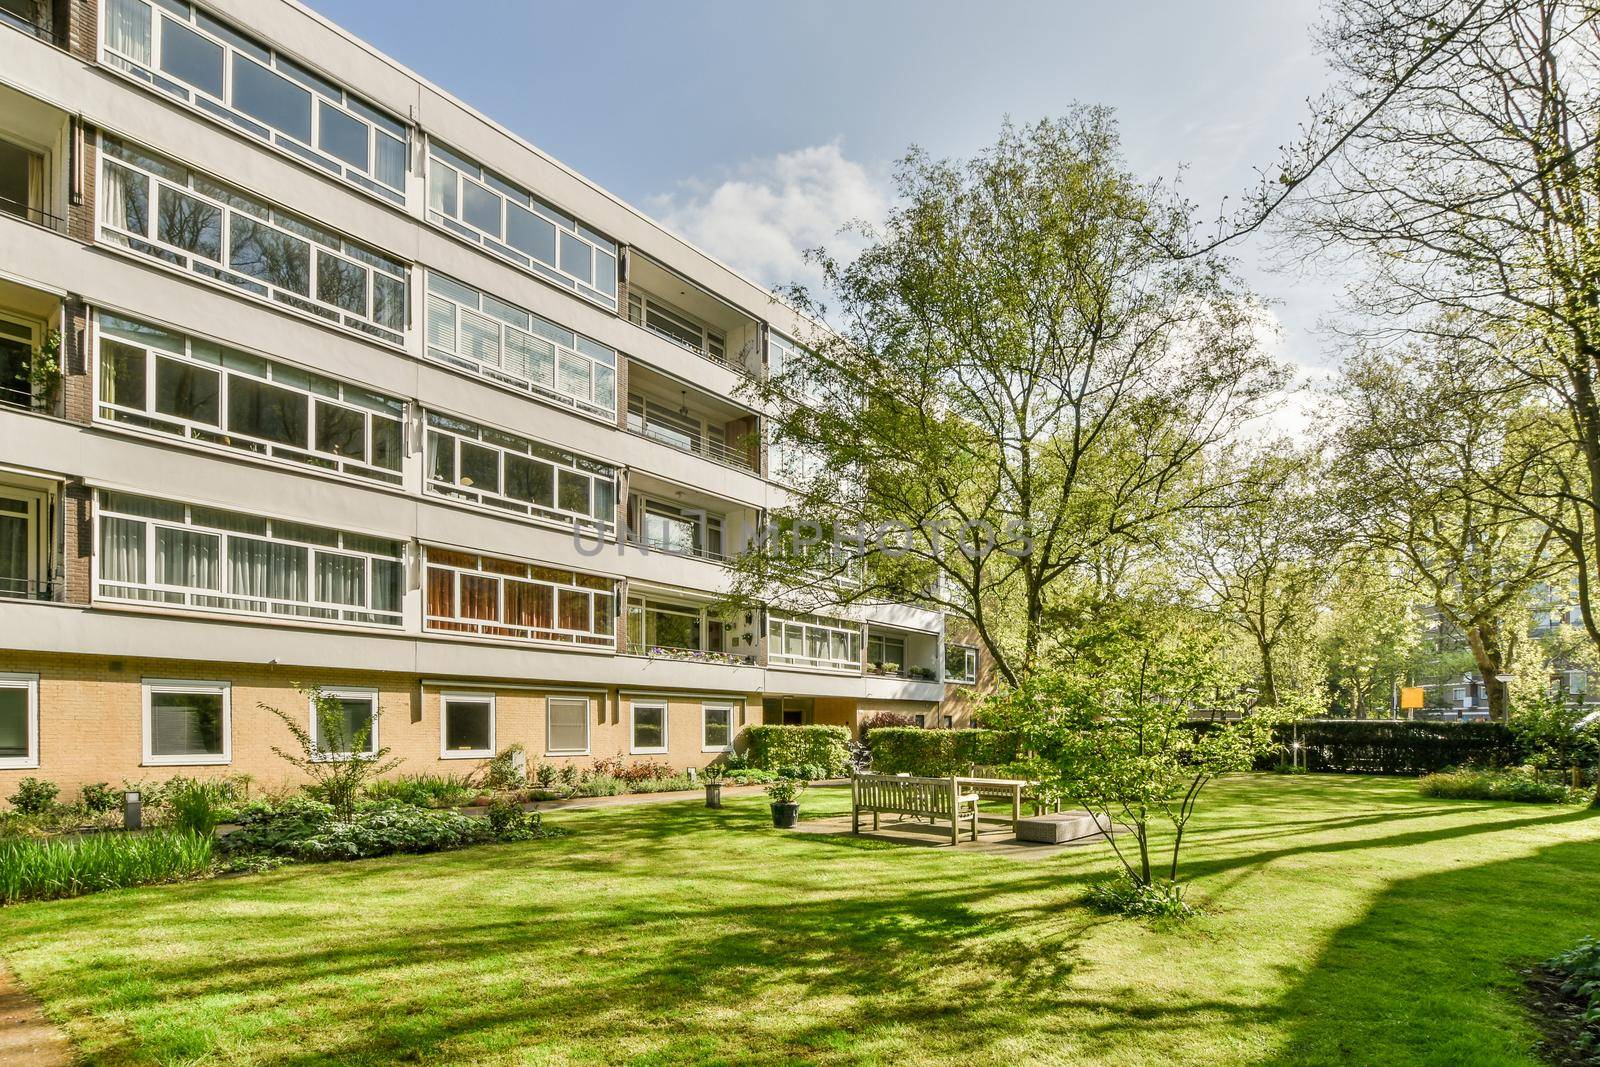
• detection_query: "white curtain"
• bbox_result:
[105,0,153,65]
[154,528,219,590]
[315,552,366,607]
[227,536,307,602]
[99,516,146,584]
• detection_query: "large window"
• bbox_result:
[96,491,405,627]
[630,700,667,755]
[311,687,377,758]
[546,695,590,755]
[425,411,616,529]
[441,692,495,759]
[626,595,737,659]
[97,313,405,484]
[627,292,725,362]
[767,613,862,672]
[424,272,616,418]
[426,144,617,310]
[867,633,907,672]
[702,703,734,753]
[945,643,978,685]
[424,548,615,648]
[627,496,724,561]
[0,672,39,770]
[101,0,408,203]
[143,679,230,765]
[99,136,408,346]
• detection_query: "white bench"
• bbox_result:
[851,774,980,845]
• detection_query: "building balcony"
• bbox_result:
[626,254,762,376]
[626,361,761,474]
[625,472,760,566]
[0,277,65,417]
[0,0,68,47]
[624,586,760,665]
[0,468,62,605]
[0,84,71,236]
[865,625,941,681]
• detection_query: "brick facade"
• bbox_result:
[0,650,764,797]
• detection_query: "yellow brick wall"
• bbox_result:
[0,649,762,803]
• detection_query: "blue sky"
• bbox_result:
[308,0,1341,418]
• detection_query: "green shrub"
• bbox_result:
[0,830,213,904]
[168,779,228,837]
[744,725,850,775]
[484,800,559,842]
[1269,720,1518,774]
[1085,873,1196,920]
[764,779,806,804]
[8,777,59,815]
[578,774,627,797]
[482,745,528,791]
[219,799,518,862]
[1544,936,1600,1059]
[863,728,1020,776]
[1417,768,1583,803]
[80,783,119,815]
[363,773,477,809]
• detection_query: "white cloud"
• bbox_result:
[648,143,888,299]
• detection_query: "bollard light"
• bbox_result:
[123,789,141,831]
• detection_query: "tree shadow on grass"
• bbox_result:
[1250,834,1600,1066]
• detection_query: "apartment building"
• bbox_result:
[0,0,987,792]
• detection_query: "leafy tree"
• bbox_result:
[1180,446,1334,706]
[262,685,401,822]
[1332,337,1563,719]
[987,618,1287,891]
[1266,0,1600,668]
[734,112,1286,686]
[1319,556,1422,717]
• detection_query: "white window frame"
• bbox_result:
[701,702,734,753]
[423,548,616,649]
[98,0,410,203]
[94,312,408,486]
[767,613,863,673]
[97,135,409,348]
[424,146,618,311]
[423,409,616,530]
[94,490,406,628]
[310,686,378,761]
[423,271,617,419]
[545,694,591,756]
[630,700,669,756]
[439,691,496,760]
[142,678,231,766]
[0,672,40,770]
[945,644,979,685]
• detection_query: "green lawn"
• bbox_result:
[3,775,1598,1066]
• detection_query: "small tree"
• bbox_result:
[262,685,401,822]
[988,621,1286,891]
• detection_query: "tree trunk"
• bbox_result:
[1463,623,1509,722]
[1257,639,1278,707]
[1135,808,1151,885]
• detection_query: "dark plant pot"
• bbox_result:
[770,801,799,828]
[705,782,723,809]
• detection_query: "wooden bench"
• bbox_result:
[851,774,980,845]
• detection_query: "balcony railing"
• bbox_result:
[627,414,758,473]
[0,5,57,44]
[865,664,940,682]
[0,577,57,601]
[625,531,732,565]
[0,195,67,234]
[622,641,756,666]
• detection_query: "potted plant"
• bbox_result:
[702,767,726,809]
[30,329,60,414]
[765,778,806,828]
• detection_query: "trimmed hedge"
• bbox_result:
[1278,720,1518,775]
[743,725,851,775]
[864,728,1021,777]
